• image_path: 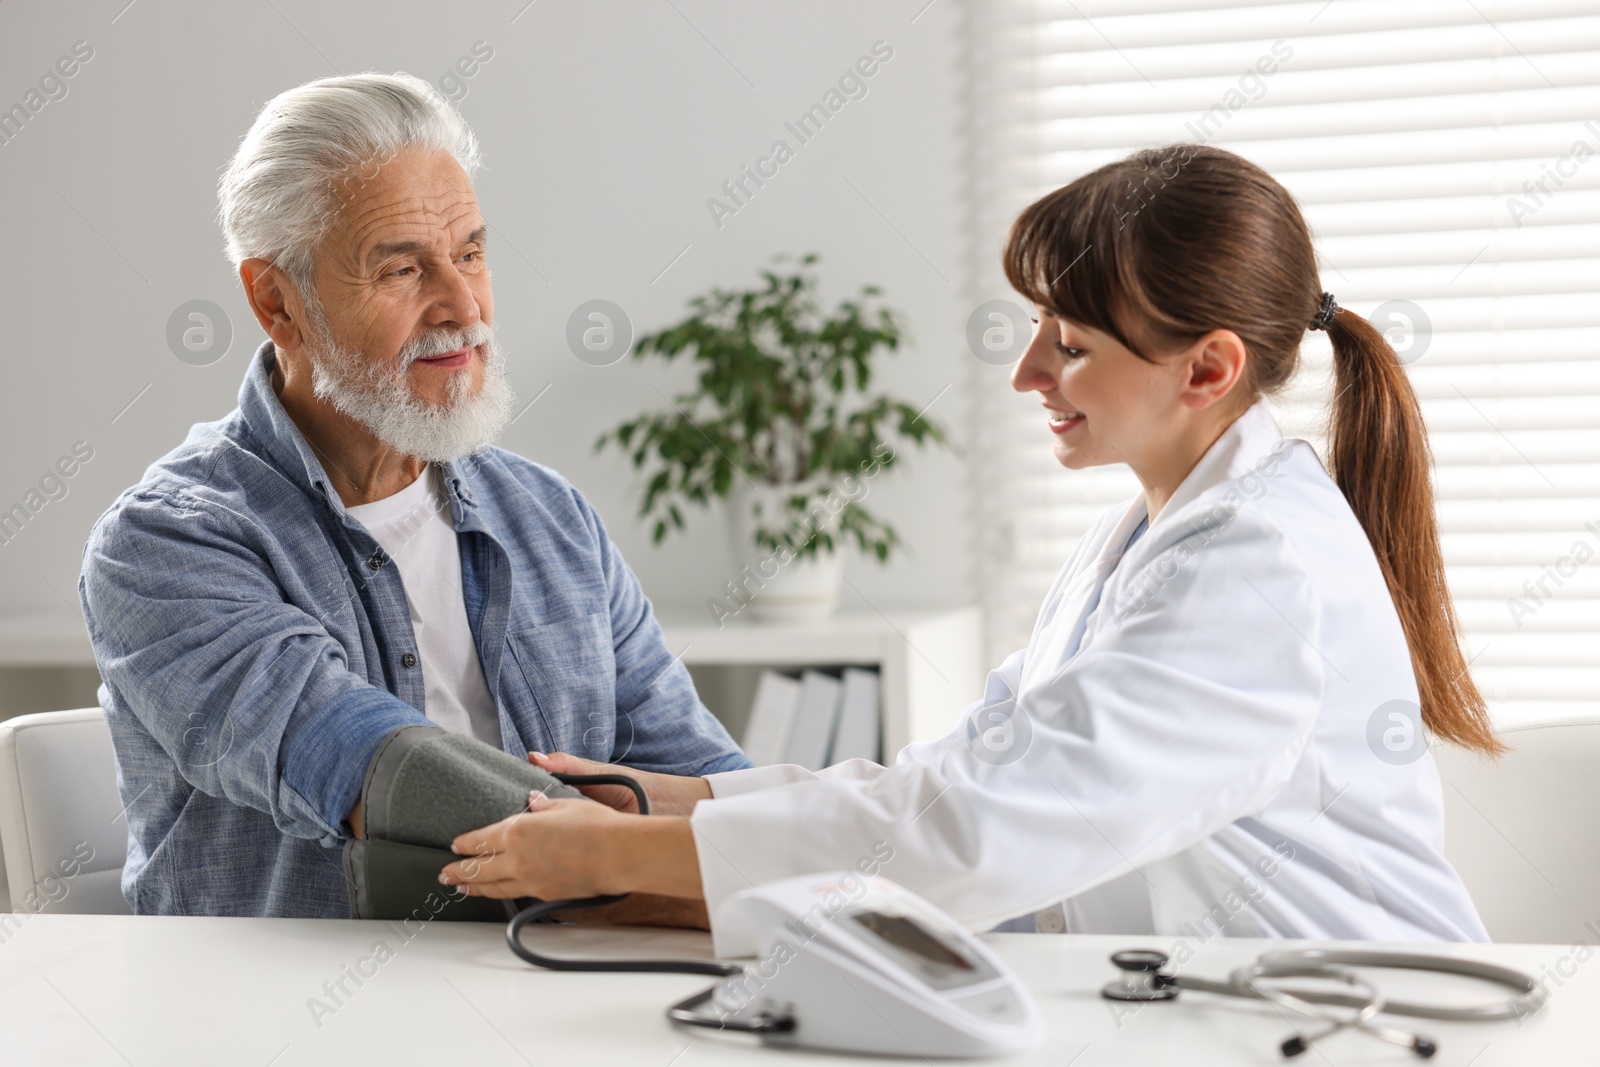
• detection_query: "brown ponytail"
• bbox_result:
[1003,143,1501,754]
[1323,308,1502,754]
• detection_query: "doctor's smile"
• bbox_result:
[1040,401,1085,434]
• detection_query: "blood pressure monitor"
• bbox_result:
[704,874,1042,1058]
[499,783,1040,1058]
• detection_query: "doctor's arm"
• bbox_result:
[523,643,1033,812]
[679,513,1328,934]
[440,515,1324,936]
[435,650,1034,896]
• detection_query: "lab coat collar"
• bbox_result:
[1090,399,1286,568]
[1152,399,1286,528]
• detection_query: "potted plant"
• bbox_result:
[597,254,952,624]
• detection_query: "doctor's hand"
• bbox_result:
[527,751,712,817]
[438,789,704,903]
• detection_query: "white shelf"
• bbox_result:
[0,604,991,759]
[657,605,985,758]
[0,609,94,668]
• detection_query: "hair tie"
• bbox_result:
[1309,292,1338,332]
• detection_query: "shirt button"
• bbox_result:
[1036,908,1067,934]
[367,551,386,571]
[402,652,417,668]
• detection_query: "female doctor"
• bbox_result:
[440,144,1500,946]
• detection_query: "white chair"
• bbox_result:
[0,707,131,915]
[1434,716,1600,945]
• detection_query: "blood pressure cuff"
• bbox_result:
[341,724,583,921]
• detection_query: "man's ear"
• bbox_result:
[1178,329,1248,410]
[239,258,307,352]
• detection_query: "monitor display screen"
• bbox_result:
[846,910,996,991]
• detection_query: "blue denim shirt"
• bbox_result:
[79,340,749,917]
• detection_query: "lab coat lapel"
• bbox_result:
[1031,497,1150,684]
[1030,403,1284,685]
[1042,403,1283,670]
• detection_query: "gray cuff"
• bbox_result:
[343,726,586,921]
[359,724,582,850]
[343,837,514,923]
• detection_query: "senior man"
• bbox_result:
[79,72,749,918]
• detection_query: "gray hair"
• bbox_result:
[217,71,481,300]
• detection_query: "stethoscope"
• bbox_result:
[1102,947,1545,1059]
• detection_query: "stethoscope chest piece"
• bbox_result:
[1101,949,1180,1002]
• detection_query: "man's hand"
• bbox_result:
[438,789,703,902]
[349,797,364,840]
[528,751,712,816]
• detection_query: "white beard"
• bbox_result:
[303,303,515,464]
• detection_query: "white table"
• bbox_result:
[1,915,1591,1065]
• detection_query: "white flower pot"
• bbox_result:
[726,483,845,624]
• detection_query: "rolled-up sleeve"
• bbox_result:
[80,487,432,846]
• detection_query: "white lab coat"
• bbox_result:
[692,400,1489,953]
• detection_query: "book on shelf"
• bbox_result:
[738,666,882,769]
[827,667,881,764]
[740,670,801,766]
[782,669,844,771]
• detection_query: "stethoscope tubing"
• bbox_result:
[1169,948,1546,1023]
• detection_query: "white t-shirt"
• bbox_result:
[346,466,501,745]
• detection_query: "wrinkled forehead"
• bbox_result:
[325,146,483,265]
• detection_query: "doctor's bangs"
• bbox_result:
[1001,144,1302,366]
[1001,175,1158,359]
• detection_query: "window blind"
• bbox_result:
[967,0,1600,726]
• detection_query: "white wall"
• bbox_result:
[0,0,975,631]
